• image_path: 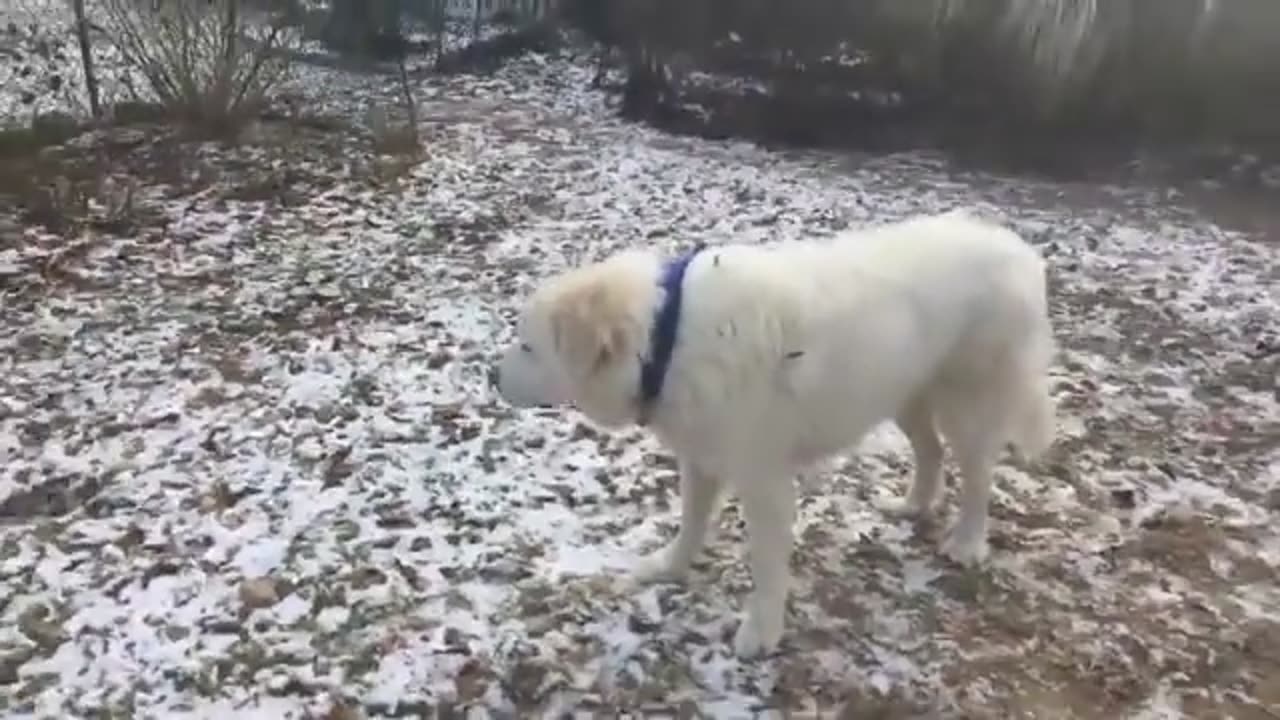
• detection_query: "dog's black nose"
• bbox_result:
[488,365,501,389]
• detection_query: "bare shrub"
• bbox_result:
[97,0,297,134]
[367,33,422,159]
[366,104,421,158]
[9,162,143,237]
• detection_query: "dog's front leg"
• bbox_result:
[633,459,723,584]
[733,473,795,658]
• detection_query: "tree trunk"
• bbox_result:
[433,0,447,68]
[223,0,239,67]
[324,0,404,58]
[71,0,101,118]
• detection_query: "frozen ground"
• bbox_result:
[2,45,1279,719]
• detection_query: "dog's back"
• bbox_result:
[662,210,1055,467]
[831,210,1056,460]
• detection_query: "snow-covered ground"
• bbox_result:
[0,0,502,122]
[1,0,146,120]
[2,36,1278,720]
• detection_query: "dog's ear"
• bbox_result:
[549,283,631,377]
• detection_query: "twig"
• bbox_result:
[396,51,419,138]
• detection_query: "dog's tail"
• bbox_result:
[1008,369,1056,462]
[1007,253,1057,463]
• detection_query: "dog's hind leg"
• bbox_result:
[633,460,723,584]
[884,393,945,520]
[935,397,1006,567]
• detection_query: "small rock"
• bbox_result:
[453,658,490,702]
[0,647,36,685]
[443,626,467,651]
[17,603,64,651]
[322,446,355,488]
[334,519,360,542]
[393,557,426,592]
[114,524,145,551]
[239,577,281,609]
[570,422,598,441]
[322,700,364,720]
[195,616,236,635]
[375,511,414,529]
[506,659,552,707]
[478,556,532,583]
[349,567,387,590]
[315,404,335,423]
[1110,488,1136,510]
[628,613,661,634]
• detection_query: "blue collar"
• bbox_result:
[639,244,705,413]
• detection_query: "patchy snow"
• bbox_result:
[2,40,1279,720]
[0,1,543,123]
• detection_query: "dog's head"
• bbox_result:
[494,251,659,429]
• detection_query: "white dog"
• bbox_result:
[494,210,1056,658]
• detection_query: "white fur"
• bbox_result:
[495,210,1057,658]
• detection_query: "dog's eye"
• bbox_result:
[520,343,534,354]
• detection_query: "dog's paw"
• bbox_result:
[940,530,989,567]
[877,494,938,522]
[630,549,689,585]
[732,614,782,659]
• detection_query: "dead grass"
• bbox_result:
[927,492,1280,720]
[367,103,425,176]
[371,124,423,157]
[0,109,382,239]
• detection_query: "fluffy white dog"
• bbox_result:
[494,210,1056,658]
